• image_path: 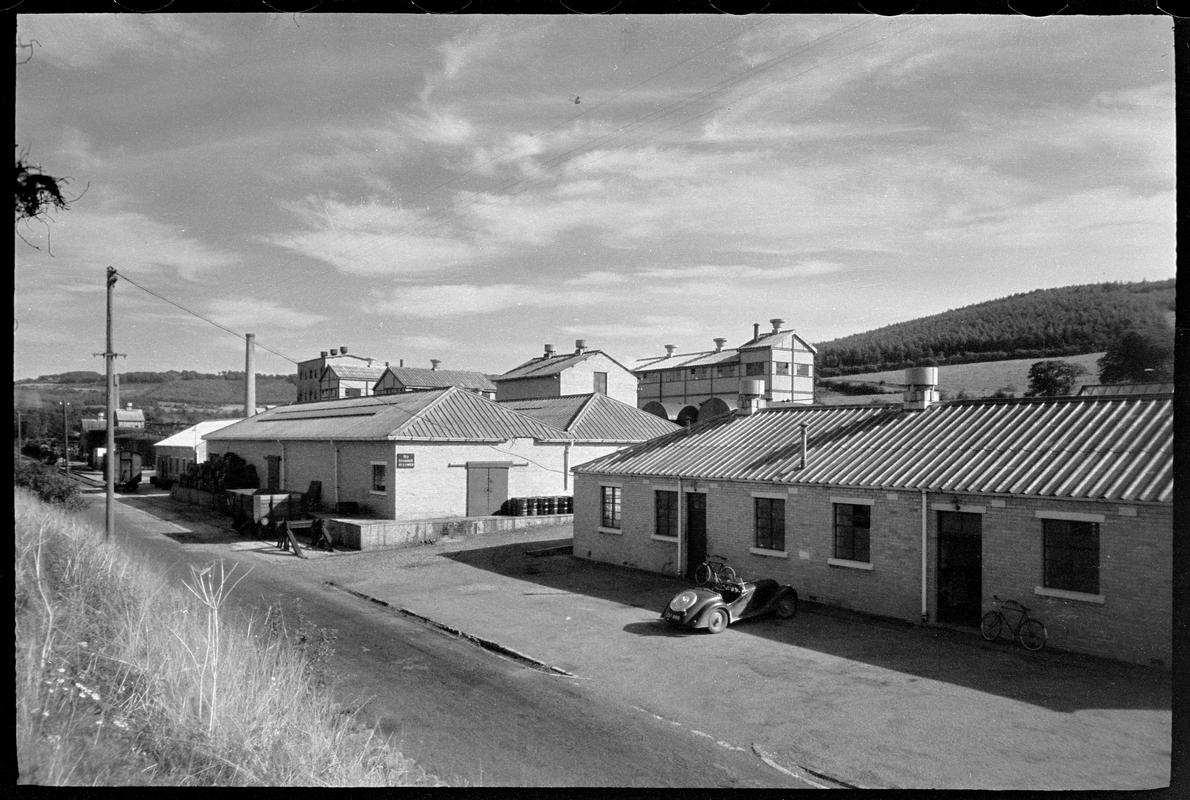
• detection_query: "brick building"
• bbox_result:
[634,318,816,425]
[494,340,638,405]
[572,379,1172,667]
[204,386,676,521]
[375,362,496,399]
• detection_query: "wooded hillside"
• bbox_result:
[814,280,1174,376]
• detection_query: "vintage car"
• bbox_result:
[661,577,798,633]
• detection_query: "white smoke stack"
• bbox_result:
[245,333,257,417]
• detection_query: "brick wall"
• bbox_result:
[574,472,1172,666]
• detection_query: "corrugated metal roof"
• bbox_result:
[496,349,633,381]
[634,349,733,372]
[1078,383,1174,397]
[573,395,1172,504]
[154,419,239,449]
[383,367,496,392]
[206,387,571,442]
[502,393,680,442]
[322,363,387,381]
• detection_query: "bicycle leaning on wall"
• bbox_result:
[980,595,1047,652]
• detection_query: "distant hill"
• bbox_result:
[815,353,1106,406]
[814,279,1174,377]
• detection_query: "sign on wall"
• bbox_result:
[396,453,415,469]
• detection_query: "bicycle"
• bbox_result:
[694,555,739,588]
[980,595,1047,652]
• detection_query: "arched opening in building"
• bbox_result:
[676,405,700,427]
[699,397,735,420]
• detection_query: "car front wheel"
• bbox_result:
[704,608,729,634]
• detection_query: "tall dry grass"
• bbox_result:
[14,488,442,786]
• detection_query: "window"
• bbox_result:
[795,363,811,377]
[774,362,790,375]
[594,371,608,394]
[345,387,362,397]
[834,503,871,562]
[655,490,677,537]
[601,486,622,529]
[663,370,684,383]
[265,455,281,491]
[754,497,785,551]
[371,462,387,493]
[716,364,736,378]
[1043,519,1099,594]
[745,362,766,376]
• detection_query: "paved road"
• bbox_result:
[77,488,818,788]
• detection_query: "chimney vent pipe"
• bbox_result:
[340,345,349,354]
[244,332,257,417]
[770,318,785,333]
[574,339,587,354]
[713,337,727,352]
[320,351,329,358]
[544,343,556,358]
[664,344,677,357]
[330,348,339,356]
[799,422,808,469]
[752,323,760,341]
[430,359,441,371]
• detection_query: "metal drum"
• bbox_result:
[540,496,556,515]
[524,497,538,516]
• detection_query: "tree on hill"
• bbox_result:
[1097,329,1174,384]
[1025,360,1085,397]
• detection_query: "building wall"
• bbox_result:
[495,375,561,401]
[573,473,1171,666]
[210,438,625,521]
[497,353,637,404]
[556,353,638,405]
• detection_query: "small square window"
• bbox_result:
[834,503,871,563]
[754,497,785,551]
[774,362,790,375]
[601,486,622,529]
[371,463,387,493]
[1043,518,1099,594]
[655,490,677,537]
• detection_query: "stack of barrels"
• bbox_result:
[508,496,574,516]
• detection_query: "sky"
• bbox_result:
[14,13,1175,381]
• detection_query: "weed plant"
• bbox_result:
[14,488,442,786]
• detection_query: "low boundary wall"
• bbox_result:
[330,514,573,551]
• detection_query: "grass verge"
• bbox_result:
[14,487,442,786]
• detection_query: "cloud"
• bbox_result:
[209,299,329,331]
[371,282,613,318]
[263,197,489,275]
[16,14,221,70]
[15,204,240,281]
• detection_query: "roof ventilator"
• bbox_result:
[903,367,940,411]
[739,378,767,416]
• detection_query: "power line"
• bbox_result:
[113,269,299,365]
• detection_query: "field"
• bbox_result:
[814,353,1105,406]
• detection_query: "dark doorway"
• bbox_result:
[465,462,510,516]
[937,510,983,626]
[684,492,707,581]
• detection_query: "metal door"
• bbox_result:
[937,510,983,626]
[466,464,509,516]
[684,492,707,580]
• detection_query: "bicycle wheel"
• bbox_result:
[694,563,713,586]
[717,565,738,585]
[980,611,1003,642]
[1018,619,1047,652]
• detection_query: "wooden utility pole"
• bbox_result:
[104,267,117,539]
[60,401,70,479]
